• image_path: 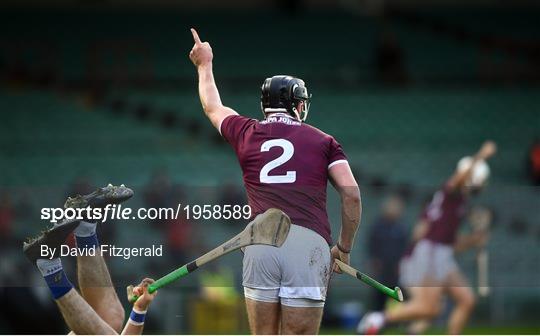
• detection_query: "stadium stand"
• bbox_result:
[0,6,538,333]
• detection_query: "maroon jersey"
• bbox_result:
[220,113,347,244]
[422,184,468,245]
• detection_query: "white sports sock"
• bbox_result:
[36,258,63,277]
[74,220,97,237]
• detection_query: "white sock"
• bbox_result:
[74,221,97,237]
[36,258,63,277]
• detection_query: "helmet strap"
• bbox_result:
[300,100,309,121]
[292,101,309,122]
[291,106,302,121]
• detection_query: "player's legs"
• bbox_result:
[389,240,444,322]
[24,218,118,335]
[359,240,449,334]
[398,258,432,333]
[358,286,442,335]
[386,285,443,322]
[278,225,330,335]
[66,185,133,332]
[23,185,133,334]
[243,224,331,335]
[75,224,124,332]
[408,319,432,334]
[404,287,432,334]
[445,270,476,334]
[56,289,118,335]
[245,297,281,334]
[280,302,324,334]
[243,244,282,334]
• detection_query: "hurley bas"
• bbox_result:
[40,244,163,260]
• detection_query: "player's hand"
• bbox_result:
[478,141,497,160]
[472,231,490,248]
[331,245,350,274]
[132,278,157,311]
[189,28,213,67]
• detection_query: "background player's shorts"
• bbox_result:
[242,224,331,307]
[399,239,458,287]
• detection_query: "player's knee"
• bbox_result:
[283,322,311,335]
[459,291,476,311]
[281,309,321,335]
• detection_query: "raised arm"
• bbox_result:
[453,231,489,253]
[189,28,238,131]
[329,162,362,272]
[447,140,497,191]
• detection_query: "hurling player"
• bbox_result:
[189,28,361,334]
[359,141,496,335]
[24,185,158,335]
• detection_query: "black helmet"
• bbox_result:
[260,75,311,121]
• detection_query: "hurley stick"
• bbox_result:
[477,249,490,297]
[128,208,291,302]
[470,206,491,297]
[334,259,404,302]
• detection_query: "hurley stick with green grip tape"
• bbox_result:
[334,259,404,302]
[127,208,291,303]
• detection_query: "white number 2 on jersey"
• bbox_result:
[259,139,296,184]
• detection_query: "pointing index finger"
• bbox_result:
[191,28,201,44]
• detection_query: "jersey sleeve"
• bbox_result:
[422,186,447,222]
[327,136,348,169]
[220,115,255,150]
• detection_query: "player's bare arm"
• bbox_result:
[453,230,489,253]
[189,28,238,131]
[447,140,497,191]
[329,161,361,272]
[411,218,429,242]
[121,278,158,335]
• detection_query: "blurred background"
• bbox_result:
[0,0,539,334]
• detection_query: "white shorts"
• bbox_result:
[399,239,458,287]
[242,224,331,308]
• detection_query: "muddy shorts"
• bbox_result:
[399,238,459,287]
[242,224,331,307]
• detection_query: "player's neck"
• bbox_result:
[266,112,294,119]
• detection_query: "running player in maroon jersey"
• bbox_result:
[358,141,496,335]
[189,29,361,334]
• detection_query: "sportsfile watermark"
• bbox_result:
[41,204,252,223]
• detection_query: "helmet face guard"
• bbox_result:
[261,75,311,122]
[291,83,311,121]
